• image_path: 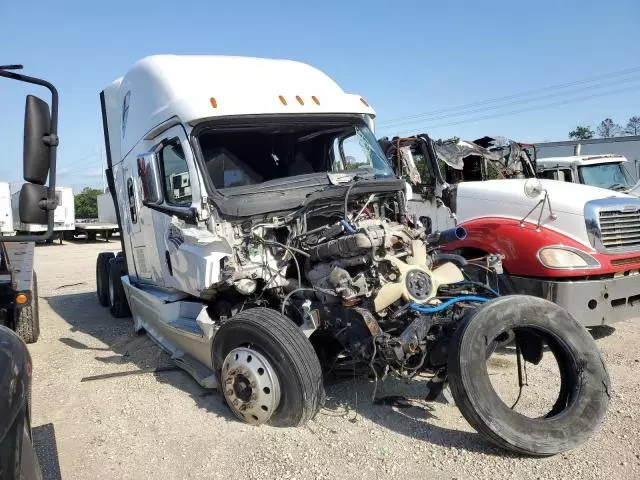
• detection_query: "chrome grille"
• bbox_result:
[599,209,640,250]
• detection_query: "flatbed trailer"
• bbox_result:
[73,222,119,241]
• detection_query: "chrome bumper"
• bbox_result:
[509,274,640,327]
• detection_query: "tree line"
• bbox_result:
[75,187,102,218]
[569,116,640,140]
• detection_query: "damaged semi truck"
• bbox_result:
[382,135,640,327]
[96,55,609,456]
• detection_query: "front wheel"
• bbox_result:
[212,308,324,427]
[447,295,610,456]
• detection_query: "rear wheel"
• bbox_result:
[96,252,115,307]
[212,308,324,427]
[448,295,610,456]
[108,257,131,318]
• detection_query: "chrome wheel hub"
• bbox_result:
[221,347,281,425]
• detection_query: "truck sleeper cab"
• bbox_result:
[98,54,390,422]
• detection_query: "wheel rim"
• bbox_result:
[108,273,115,306]
[221,347,281,425]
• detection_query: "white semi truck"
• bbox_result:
[95,55,609,455]
[537,154,640,195]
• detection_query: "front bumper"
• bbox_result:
[509,274,640,327]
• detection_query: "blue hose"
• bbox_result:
[409,295,489,313]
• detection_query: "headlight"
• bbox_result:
[537,246,600,269]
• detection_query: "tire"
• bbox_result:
[96,252,115,306]
[108,257,131,318]
[15,272,40,344]
[212,308,324,427]
[447,295,610,456]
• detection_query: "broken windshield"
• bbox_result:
[197,118,394,193]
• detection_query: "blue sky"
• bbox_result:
[1,0,639,192]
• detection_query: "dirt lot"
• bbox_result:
[28,240,640,479]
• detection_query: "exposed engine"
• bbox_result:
[218,188,500,380]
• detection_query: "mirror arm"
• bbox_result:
[0,69,59,242]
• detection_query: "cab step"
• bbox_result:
[171,351,218,389]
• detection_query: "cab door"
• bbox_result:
[134,125,201,289]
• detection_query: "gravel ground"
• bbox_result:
[27,240,640,479]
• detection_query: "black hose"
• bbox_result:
[432,253,467,268]
[344,181,357,221]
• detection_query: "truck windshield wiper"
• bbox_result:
[610,183,629,192]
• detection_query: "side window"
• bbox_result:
[538,170,556,180]
[159,140,192,207]
[127,178,137,223]
[341,135,370,170]
[331,134,372,171]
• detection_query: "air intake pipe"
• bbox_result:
[426,226,467,246]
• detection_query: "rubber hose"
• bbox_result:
[432,253,467,268]
[409,295,489,314]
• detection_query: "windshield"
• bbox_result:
[197,118,394,192]
[578,163,634,191]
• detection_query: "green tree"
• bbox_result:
[625,116,640,136]
[568,125,594,140]
[74,187,102,218]
[597,118,621,138]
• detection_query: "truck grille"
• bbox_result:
[599,210,640,250]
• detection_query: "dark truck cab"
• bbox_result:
[0,64,59,480]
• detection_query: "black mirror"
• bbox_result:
[23,95,52,185]
[0,66,58,241]
[19,183,49,224]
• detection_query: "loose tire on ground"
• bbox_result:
[447,295,610,456]
[108,257,131,318]
[212,308,324,427]
[96,252,115,307]
[15,272,40,344]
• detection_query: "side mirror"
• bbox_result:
[20,95,56,225]
[23,95,52,184]
[524,178,543,198]
[0,66,58,242]
[137,153,163,205]
[19,184,49,224]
